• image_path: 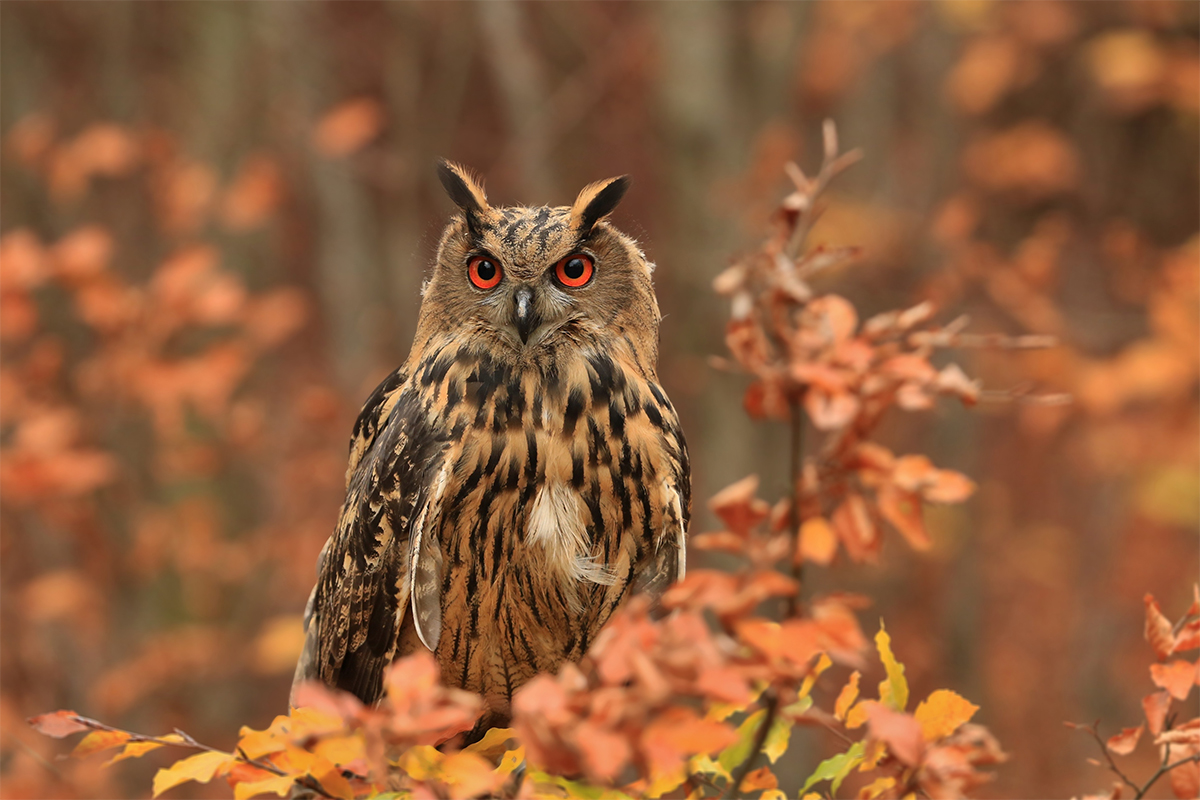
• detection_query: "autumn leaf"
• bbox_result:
[71,729,130,757]
[1145,594,1176,660]
[865,702,925,767]
[152,750,235,797]
[105,735,184,766]
[1105,725,1144,756]
[876,623,909,712]
[799,516,838,565]
[834,671,861,721]
[1173,618,1200,655]
[799,740,865,794]
[1143,690,1172,735]
[1150,659,1196,701]
[28,710,89,738]
[878,486,931,550]
[233,774,297,800]
[313,98,384,157]
[914,689,978,742]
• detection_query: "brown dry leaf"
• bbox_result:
[0,229,49,290]
[245,288,309,350]
[71,123,138,177]
[1086,30,1167,113]
[924,469,977,504]
[313,98,385,158]
[805,386,860,430]
[1146,594,1176,661]
[28,710,89,738]
[1105,725,1144,756]
[5,112,56,166]
[1151,660,1197,701]
[1155,719,1200,748]
[1144,690,1172,735]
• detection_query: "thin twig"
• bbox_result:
[720,691,779,800]
[787,400,806,618]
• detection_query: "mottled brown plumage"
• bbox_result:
[292,162,690,730]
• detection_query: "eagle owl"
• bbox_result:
[293,162,691,730]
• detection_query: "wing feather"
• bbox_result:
[292,371,451,705]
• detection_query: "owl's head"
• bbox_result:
[415,161,661,362]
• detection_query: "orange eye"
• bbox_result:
[555,254,594,288]
[468,256,502,289]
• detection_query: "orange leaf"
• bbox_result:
[834,671,861,721]
[1146,594,1176,660]
[1105,725,1143,756]
[741,766,778,792]
[914,690,979,742]
[71,730,130,758]
[152,750,235,797]
[313,98,384,158]
[1151,660,1197,701]
[1143,690,1172,736]
[865,703,925,767]
[440,751,504,797]
[799,517,838,565]
[924,470,977,504]
[1154,719,1200,748]
[575,721,632,782]
[878,487,930,550]
[709,475,769,538]
[1173,618,1200,655]
[28,710,89,738]
[831,493,879,564]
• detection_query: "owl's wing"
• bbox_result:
[631,390,692,601]
[292,371,451,704]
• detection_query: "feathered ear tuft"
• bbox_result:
[571,175,631,234]
[437,160,491,235]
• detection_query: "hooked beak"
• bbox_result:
[513,286,540,344]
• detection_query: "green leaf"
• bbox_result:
[763,715,791,763]
[799,741,865,795]
[527,769,634,800]
[876,622,908,712]
[717,709,765,773]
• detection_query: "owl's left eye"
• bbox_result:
[554,254,594,288]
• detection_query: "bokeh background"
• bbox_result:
[1,2,1197,797]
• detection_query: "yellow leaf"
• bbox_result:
[876,623,908,711]
[396,744,443,781]
[688,754,732,782]
[441,751,502,797]
[861,776,897,798]
[463,727,520,760]
[105,736,183,767]
[645,765,687,798]
[313,734,365,766]
[799,652,832,699]
[288,706,344,739]
[761,792,787,800]
[497,746,526,777]
[845,701,870,730]
[834,671,861,722]
[233,775,297,800]
[238,725,287,760]
[914,689,978,742]
[799,517,838,565]
[763,716,791,763]
[152,750,235,797]
[72,730,130,758]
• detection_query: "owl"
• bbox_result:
[292,161,691,732]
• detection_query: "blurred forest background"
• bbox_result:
[1,1,1197,798]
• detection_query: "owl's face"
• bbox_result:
[416,162,660,362]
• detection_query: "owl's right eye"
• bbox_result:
[468,256,502,289]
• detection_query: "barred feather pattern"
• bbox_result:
[293,335,690,725]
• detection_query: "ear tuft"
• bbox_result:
[571,175,631,234]
[436,160,491,234]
